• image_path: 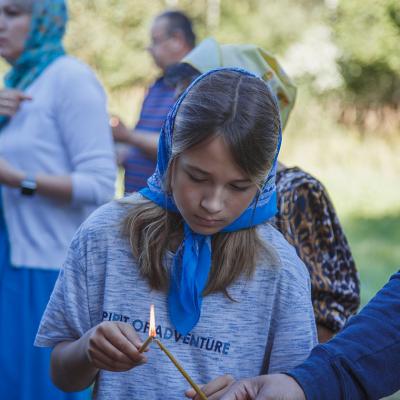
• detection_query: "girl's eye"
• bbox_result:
[4,7,23,17]
[187,172,207,183]
[230,184,251,192]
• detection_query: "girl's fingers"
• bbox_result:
[89,334,134,366]
[90,351,131,371]
[90,352,142,372]
[89,339,146,372]
[118,322,144,349]
[103,323,146,364]
[86,322,147,371]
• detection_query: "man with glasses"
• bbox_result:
[112,10,195,193]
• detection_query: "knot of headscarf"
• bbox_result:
[140,67,282,335]
[0,0,67,129]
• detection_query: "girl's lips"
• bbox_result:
[194,215,223,227]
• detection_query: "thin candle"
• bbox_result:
[139,335,153,353]
[154,338,208,400]
[139,304,156,353]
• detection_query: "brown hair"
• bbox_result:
[122,70,280,296]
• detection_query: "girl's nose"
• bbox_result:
[200,188,224,214]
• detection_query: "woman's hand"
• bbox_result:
[186,374,235,400]
[0,158,23,187]
[84,321,147,372]
[0,89,32,117]
[219,374,306,400]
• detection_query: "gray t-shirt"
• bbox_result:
[36,194,317,399]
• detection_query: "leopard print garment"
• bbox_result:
[273,167,360,332]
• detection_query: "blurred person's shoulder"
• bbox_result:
[277,166,326,194]
[45,55,103,91]
[50,55,95,78]
[277,166,326,191]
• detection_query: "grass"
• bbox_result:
[343,213,400,304]
[344,214,400,400]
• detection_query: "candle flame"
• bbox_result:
[149,304,156,337]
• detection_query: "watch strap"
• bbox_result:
[20,176,37,196]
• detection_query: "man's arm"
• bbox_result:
[221,271,400,400]
[288,270,400,400]
[111,117,159,160]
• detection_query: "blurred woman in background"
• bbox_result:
[0,0,116,399]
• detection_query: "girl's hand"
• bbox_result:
[84,321,147,372]
[185,374,235,400]
[0,89,32,117]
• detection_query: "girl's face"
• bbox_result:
[0,1,31,63]
[171,135,259,235]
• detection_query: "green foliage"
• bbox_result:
[339,59,400,106]
[0,0,398,116]
[65,0,328,91]
[216,0,327,54]
[66,0,164,89]
[332,0,400,107]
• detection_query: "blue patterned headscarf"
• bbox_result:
[140,68,282,335]
[0,0,67,129]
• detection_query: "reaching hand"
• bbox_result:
[0,89,32,117]
[186,374,235,400]
[110,116,132,144]
[84,321,147,372]
[220,374,306,400]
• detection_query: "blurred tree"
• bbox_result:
[332,0,400,110]
[64,0,327,91]
[0,0,397,133]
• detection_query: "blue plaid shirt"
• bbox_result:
[123,77,175,193]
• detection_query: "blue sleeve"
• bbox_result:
[287,271,400,399]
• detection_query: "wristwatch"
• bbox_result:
[20,176,37,196]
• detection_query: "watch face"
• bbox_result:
[21,179,37,196]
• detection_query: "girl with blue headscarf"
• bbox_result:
[166,38,360,343]
[36,68,317,399]
[0,1,116,399]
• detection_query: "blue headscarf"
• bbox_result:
[0,0,67,129]
[140,67,282,335]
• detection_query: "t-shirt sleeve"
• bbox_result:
[35,231,92,347]
[266,248,318,373]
